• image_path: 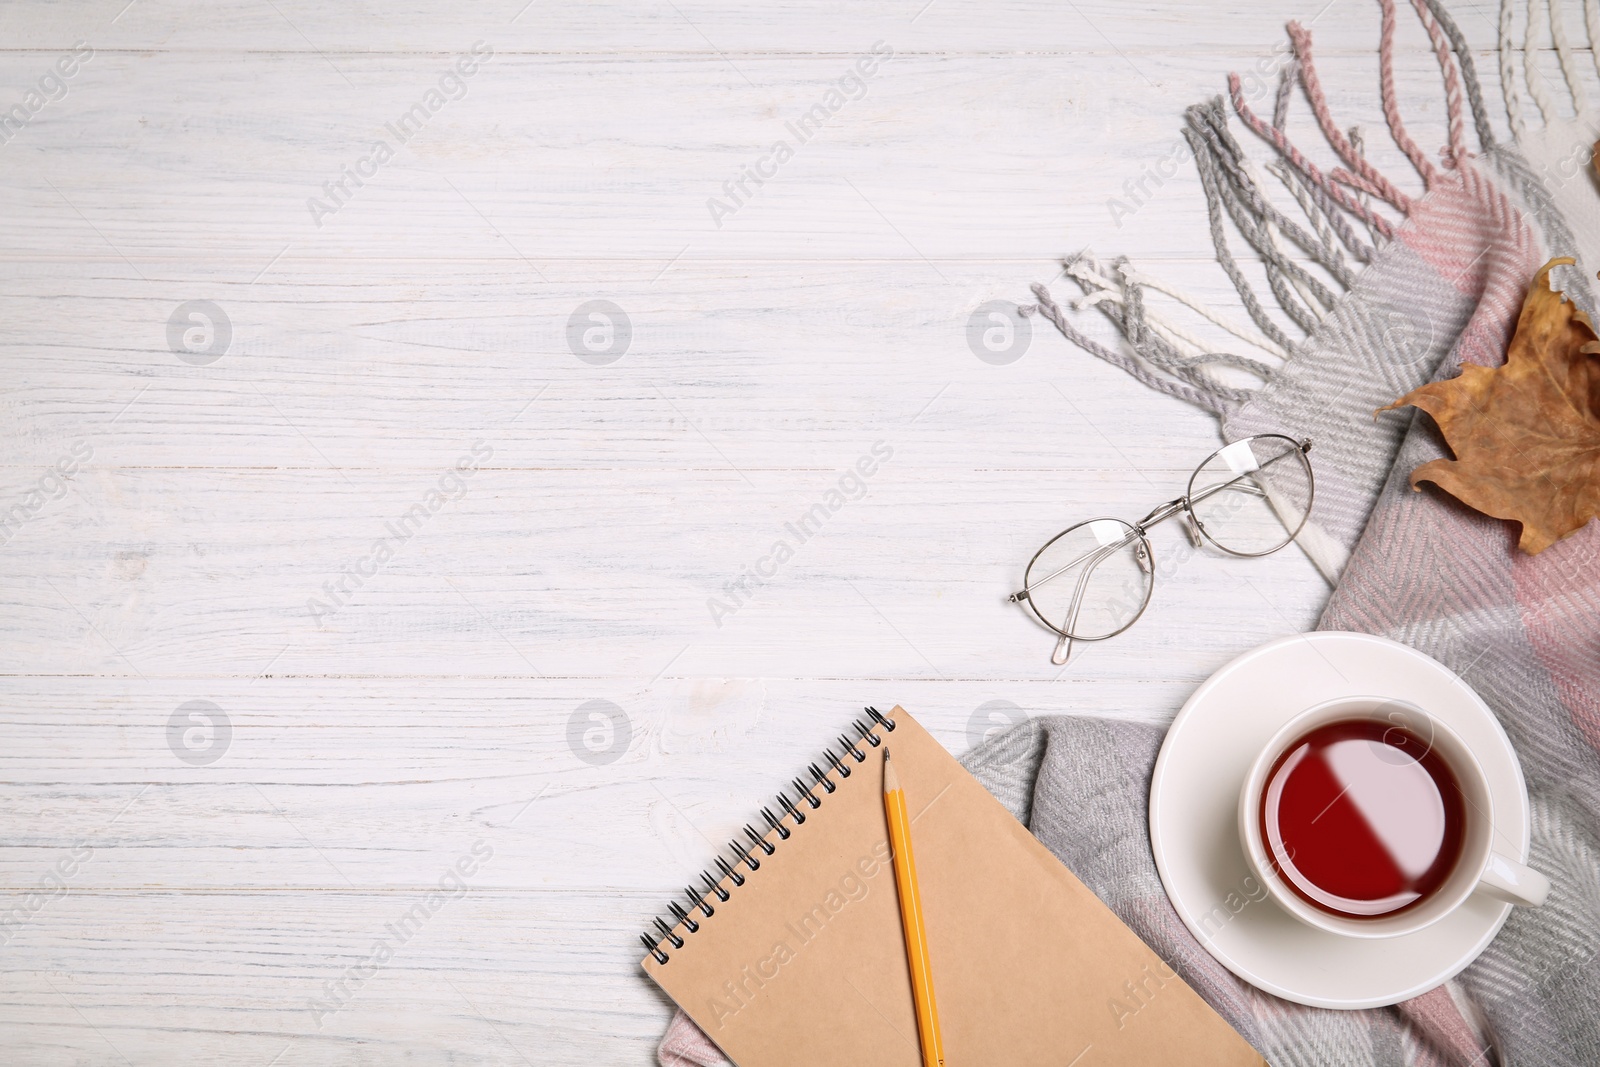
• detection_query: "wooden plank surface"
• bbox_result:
[0,0,1549,1061]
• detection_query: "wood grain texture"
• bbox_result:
[0,0,1528,1061]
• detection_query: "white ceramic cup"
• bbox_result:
[1238,696,1550,939]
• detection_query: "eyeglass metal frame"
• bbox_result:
[1009,434,1314,665]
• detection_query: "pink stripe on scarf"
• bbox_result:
[1398,985,1496,1065]
[1514,526,1600,749]
[659,1009,732,1067]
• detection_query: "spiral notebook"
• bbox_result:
[641,706,1265,1066]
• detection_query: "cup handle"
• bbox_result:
[1477,851,1551,907]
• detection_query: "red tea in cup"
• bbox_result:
[1259,719,1466,918]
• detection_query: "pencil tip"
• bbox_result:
[882,747,890,761]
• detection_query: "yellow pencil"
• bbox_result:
[882,748,945,1067]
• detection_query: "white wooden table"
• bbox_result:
[0,0,1500,1061]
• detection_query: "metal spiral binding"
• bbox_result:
[702,872,729,903]
[746,825,775,856]
[791,777,822,808]
[639,706,897,965]
[761,807,791,840]
[688,884,714,916]
[668,901,699,933]
[714,856,746,887]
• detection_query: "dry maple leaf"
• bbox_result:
[1381,256,1600,554]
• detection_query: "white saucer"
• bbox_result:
[1148,631,1531,1009]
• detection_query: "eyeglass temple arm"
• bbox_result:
[1050,540,1124,666]
[1011,530,1139,601]
[1172,445,1302,512]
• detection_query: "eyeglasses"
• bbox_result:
[1009,434,1314,664]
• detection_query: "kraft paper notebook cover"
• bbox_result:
[641,706,1265,1066]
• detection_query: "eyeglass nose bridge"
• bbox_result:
[1136,496,1205,548]
[1135,497,1184,530]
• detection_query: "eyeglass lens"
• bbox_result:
[1186,436,1313,556]
[1022,519,1152,642]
